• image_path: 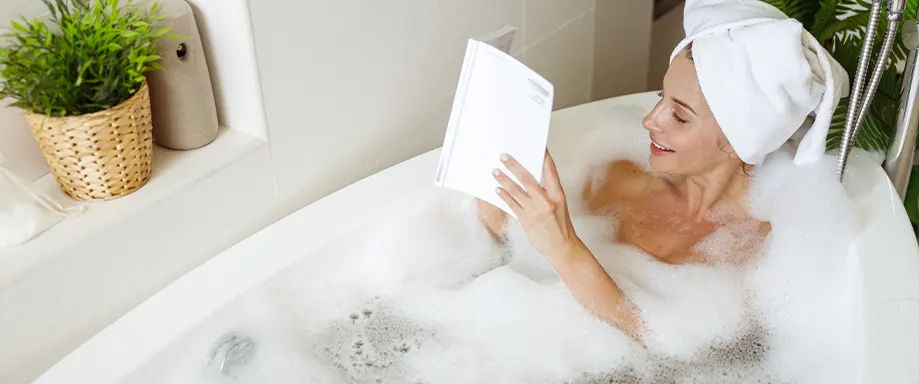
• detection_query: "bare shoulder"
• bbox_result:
[721,219,773,266]
[582,159,656,212]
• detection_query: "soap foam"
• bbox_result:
[128,106,865,384]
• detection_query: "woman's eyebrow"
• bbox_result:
[671,97,696,115]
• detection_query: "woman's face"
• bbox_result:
[642,48,738,175]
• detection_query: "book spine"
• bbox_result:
[435,40,479,186]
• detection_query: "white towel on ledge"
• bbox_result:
[668,0,850,166]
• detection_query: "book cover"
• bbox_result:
[434,39,555,217]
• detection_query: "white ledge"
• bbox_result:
[0,127,267,289]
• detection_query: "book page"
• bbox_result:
[435,39,554,217]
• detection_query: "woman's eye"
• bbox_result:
[671,111,687,124]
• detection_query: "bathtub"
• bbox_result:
[32,92,919,383]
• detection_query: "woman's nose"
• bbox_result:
[642,111,663,133]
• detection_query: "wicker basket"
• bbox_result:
[22,81,154,202]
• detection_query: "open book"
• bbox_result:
[434,39,555,218]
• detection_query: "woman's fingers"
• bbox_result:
[542,150,565,201]
[496,186,524,215]
[500,153,544,195]
[493,168,529,207]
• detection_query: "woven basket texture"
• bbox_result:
[22,81,154,202]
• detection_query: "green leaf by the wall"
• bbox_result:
[811,0,838,39]
[825,97,892,152]
[0,0,173,116]
[762,0,821,28]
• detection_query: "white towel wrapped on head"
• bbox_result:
[669,0,850,166]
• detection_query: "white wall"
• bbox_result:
[0,0,53,181]
[251,0,652,215]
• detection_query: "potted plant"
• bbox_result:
[0,0,172,202]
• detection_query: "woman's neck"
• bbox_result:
[668,162,750,221]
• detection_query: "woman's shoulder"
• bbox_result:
[581,159,657,211]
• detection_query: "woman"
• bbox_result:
[475,0,848,341]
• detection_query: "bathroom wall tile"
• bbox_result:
[523,12,595,111]
[0,0,55,181]
[250,0,526,210]
[523,0,595,47]
[592,0,654,99]
[0,104,48,181]
[365,91,456,178]
[381,42,529,162]
[647,2,685,90]
[364,40,531,174]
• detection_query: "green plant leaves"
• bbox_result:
[811,0,838,38]
[825,96,893,152]
[762,0,821,27]
[0,0,171,116]
[764,0,919,153]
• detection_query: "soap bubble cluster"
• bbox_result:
[127,107,864,384]
[306,297,433,384]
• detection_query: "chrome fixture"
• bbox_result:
[837,0,918,199]
[886,18,919,198]
[204,332,256,376]
[838,0,884,175]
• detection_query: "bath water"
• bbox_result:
[128,107,866,384]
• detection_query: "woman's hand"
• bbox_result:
[492,151,582,259]
[494,151,644,339]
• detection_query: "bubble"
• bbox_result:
[126,112,864,384]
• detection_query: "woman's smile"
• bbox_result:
[650,138,675,156]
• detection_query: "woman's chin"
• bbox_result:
[648,155,673,174]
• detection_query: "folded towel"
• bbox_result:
[668,0,849,165]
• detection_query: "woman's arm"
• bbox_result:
[549,239,644,340]
[490,152,644,339]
